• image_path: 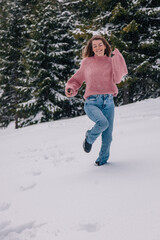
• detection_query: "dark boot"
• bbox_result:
[83,138,92,153]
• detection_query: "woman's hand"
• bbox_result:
[65,88,73,97]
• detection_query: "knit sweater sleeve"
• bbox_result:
[65,58,86,97]
[112,48,128,84]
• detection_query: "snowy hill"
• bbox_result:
[0,97,160,240]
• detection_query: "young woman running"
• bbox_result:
[65,35,128,166]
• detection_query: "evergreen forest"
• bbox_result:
[0,0,159,128]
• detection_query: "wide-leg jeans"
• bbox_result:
[84,94,115,165]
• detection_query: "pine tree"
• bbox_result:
[127,0,160,102]
[112,0,160,104]
[19,0,84,127]
[0,0,9,126]
[107,1,132,105]
[0,0,30,128]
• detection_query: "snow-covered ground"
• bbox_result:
[0,97,160,240]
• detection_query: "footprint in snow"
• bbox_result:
[19,183,36,192]
[0,202,11,212]
[0,221,35,238]
[79,222,101,233]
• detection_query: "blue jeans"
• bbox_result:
[84,94,115,165]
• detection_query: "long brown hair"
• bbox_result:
[82,35,112,58]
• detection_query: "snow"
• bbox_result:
[140,7,160,13]
[0,97,160,240]
[156,59,160,65]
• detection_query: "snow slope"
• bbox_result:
[0,97,160,240]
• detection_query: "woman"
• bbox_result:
[65,35,128,166]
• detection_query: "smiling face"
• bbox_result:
[92,39,106,56]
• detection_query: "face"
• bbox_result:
[92,40,106,56]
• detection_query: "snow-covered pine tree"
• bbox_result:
[19,0,84,127]
[0,0,9,126]
[0,0,30,128]
[108,0,160,104]
[105,1,132,105]
[126,0,160,102]
[50,0,85,119]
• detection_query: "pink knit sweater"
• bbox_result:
[65,48,128,99]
